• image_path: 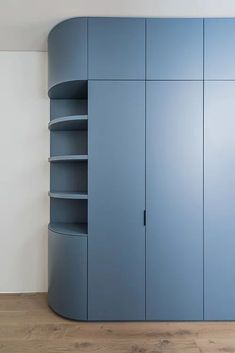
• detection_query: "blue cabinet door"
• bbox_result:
[48,18,87,92]
[48,230,87,320]
[88,18,145,79]
[88,81,145,320]
[204,19,235,79]
[146,19,203,80]
[146,81,203,320]
[204,82,235,320]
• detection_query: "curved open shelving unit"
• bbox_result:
[49,115,88,131]
[49,155,88,162]
[49,192,88,200]
[49,222,88,236]
[48,17,89,321]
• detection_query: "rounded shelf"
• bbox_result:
[48,192,88,200]
[48,222,88,236]
[49,155,88,162]
[49,115,88,131]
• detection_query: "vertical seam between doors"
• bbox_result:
[144,18,147,321]
[203,18,205,321]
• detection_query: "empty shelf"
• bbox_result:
[49,155,88,162]
[49,115,88,131]
[48,192,88,199]
[48,222,88,236]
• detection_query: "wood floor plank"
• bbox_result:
[0,293,48,311]
[0,293,235,353]
[0,338,202,353]
[195,338,235,353]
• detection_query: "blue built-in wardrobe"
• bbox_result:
[48,17,235,321]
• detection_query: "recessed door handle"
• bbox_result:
[144,210,146,226]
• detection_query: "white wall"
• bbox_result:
[0,52,49,292]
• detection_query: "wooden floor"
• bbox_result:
[1,294,235,353]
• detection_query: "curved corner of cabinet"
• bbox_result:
[48,229,88,321]
[48,17,88,97]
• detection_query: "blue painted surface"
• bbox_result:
[204,82,235,320]
[48,18,87,92]
[48,229,87,320]
[50,131,87,157]
[50,199,87,224]
[146,81,203,320]
[50,99,87,120]
[49,81,88,99]
[88,18,145,79]
[204,19,235,79]
[49,222,87,236]
[49,116,88,131]
[47,16,235,321]
[146,18,203,80]
[88,81,145,320]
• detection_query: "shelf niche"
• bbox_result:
[49,78,88,239]
[50,159,87,194]
[50,198,88,229]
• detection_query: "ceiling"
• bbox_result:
[0,0,235,51]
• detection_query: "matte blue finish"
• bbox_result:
[204,19,235,79]
[88,81,145,320]
[50,199,87,224]
[48,19,88,322]
[51,131,88,156]
[50,161,87,195]
[49,116,88,131]
[146,19,203,80]
[49,81,87,99]
[49,192,88,199]
[50,99,87,120]
[146,81,203,320]
[47,16,235,322]
[48,18,87,93]
[49,222,87,236]
[49,155,88,162]
[88,18,145,79]
[48,229,87,320]
[204,82,235,320]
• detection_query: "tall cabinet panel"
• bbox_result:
[146,81,203,320]
[48,230,87,320]
[204,19,235,79]
[146,18,203,80]
[204,82,235,320]
[88,18,145,79]
[88,81,145,320]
